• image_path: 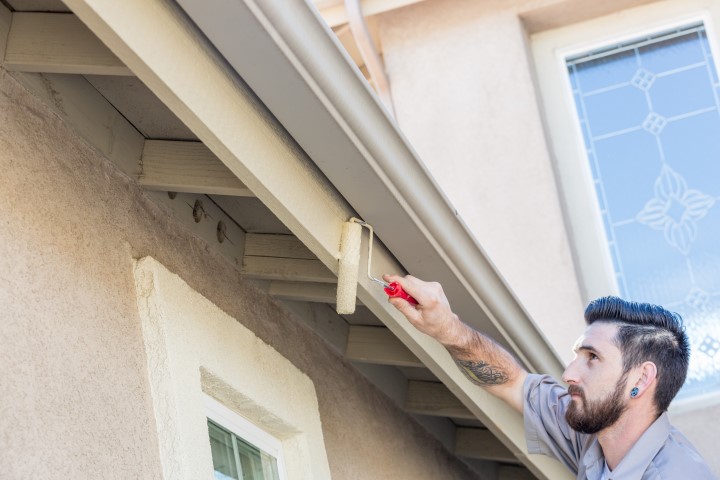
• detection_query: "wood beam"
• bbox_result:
[4,12,131,75]
[268,281,340,303]
[455,428,519,464]
[241,256,335,283]
[345,326,422,367]
[242,234,334,282]
[140,140,253,196]
[317,0,428,28]
[245,233,316,259]
[404,381,475,419]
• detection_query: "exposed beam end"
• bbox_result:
[268,281,342,303]
[404,381,476,420]
[139,140,254,196]
[5,12,130,75]
[346,326,423,367]
[242,256,336,283]
[455,428,519,464]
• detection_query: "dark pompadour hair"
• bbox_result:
[584,296,690,413]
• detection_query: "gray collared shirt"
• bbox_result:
[523,374,716,479]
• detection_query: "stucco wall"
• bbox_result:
[379,0,719,474]
[0,68,479,479]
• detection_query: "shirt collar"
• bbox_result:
[582,413,671,480]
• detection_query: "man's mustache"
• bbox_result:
[567,385,585,399]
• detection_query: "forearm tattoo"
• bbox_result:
[455,359,509,386]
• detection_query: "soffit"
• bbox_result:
[86,75,198,140]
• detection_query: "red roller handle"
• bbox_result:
[384,281,418,305]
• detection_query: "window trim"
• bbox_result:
[133,256,332,479]
[205,394,287,479]
[531,0,720,412]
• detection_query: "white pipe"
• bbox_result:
[343,0,395,117]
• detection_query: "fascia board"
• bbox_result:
[175,0,564,379]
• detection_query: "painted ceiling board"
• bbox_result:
[5,0,70,12]
[397,366,439,382]
[85,74,198,140]
[210,195,291,235]
[341,305,384,326]
[452,417,485,428]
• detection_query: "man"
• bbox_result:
[383,274,715,479]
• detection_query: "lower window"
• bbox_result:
[205,394,284,480]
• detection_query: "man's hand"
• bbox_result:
[382,274,465,348]
[383,273,528,413]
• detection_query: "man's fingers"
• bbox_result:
[383,274,422,302]
[388,296,421,323]
[382,273,402,284]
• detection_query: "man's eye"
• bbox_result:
[589,353,599,361]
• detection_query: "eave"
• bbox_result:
[171,0,564,380]
[6,0,570,477]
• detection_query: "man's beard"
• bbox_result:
[565,376,628,434]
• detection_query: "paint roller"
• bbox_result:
[336,218,418,315]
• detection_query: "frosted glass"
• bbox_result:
[568,25,720,398]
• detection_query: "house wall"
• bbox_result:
[379,0,719,474]
[0,68,479,480]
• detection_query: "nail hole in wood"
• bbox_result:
[217,221,227,243]
[193,199,204,223]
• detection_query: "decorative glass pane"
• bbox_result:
[567,24,720,399]
[207,419,280,480]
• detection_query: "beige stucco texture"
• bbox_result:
[0,68,479,479]
[380,0,586,363]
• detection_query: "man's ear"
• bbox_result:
[633,361,658,396]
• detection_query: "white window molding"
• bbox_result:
[205,394,286,479]
[133,256,331,480]
[531,0,720,303]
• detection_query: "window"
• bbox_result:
[532,1,720,405]
[205,394,284,480]
[566,23,720,400]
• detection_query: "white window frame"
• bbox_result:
[531,0,720,412]
[205,394,287,480]
[133,256,332,479]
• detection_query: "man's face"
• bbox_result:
[562,322,629,434]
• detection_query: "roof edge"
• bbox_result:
[231,0,565,377]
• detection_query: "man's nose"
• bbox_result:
[562,358,579,384]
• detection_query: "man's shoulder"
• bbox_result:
[647,427,716,479]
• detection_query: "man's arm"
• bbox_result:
[383,274,528,413]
